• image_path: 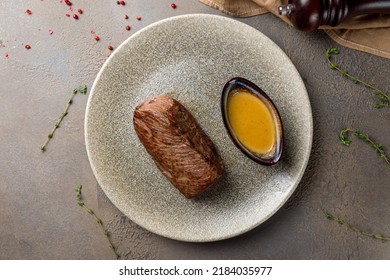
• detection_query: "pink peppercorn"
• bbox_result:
[124,14,129,19]
[25,44,31,49]
[73,14,78,19]
[25,9,32,15]
[136,15,141,21]
[94,36,100,41]
[78,9,83,14]
[119,1,125,5]
[48,29,54,35]
[108,46,114,51]
[171,3,177,9]
[65,13,70,17]
[64,0,72,6]
[5,53,9,58]
[125,25,131,31]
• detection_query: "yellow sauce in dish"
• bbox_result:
[227,90,276,154]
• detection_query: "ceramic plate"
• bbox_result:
[85,14,312,242]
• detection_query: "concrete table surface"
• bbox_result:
[1,1,389,260]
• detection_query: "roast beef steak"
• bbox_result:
[133,95,224,199]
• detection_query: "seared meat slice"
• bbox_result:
[133,95,224,199]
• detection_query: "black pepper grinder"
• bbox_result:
[278,0,390,31]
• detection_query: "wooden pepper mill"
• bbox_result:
[278,0,390,31]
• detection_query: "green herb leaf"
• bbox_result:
[324,212,335,221]
[75,185,120,259]
[339,128,390,168]
[374,103,390,109]
[41,86,88,152]
[325,48,390,108]
[324,211,390,242]
[338,128,352,146]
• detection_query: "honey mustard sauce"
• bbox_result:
[227,89,276,155]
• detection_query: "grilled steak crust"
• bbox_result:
[133,95,224,199]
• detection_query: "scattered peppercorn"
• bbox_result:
[48,29,54,35]
[66,13,70,17]
[94,35,100,41]
[116,1,120,4]
[124,14,129,19]
[25,44,31,49]
[171,3,177,9]
[64,0,72,6]
[73,14,79,20]
[25,9,32,15]
[5,53,9,58]
[125,25,131,31]
[136,15,141,20]
[77,8,83,14]
[119,1,125,5]
[108,45,114,51]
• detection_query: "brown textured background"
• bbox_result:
[1,0,389,259]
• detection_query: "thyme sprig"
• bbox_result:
[324,212,390,242]
[326,48,390,108]
[75,185,120,259]
[339,128,390,168]
[40,85,87,152]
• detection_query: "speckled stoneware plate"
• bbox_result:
[85,14,313,242]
